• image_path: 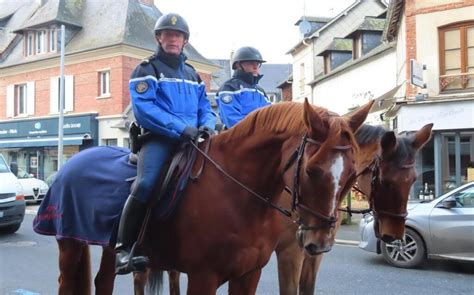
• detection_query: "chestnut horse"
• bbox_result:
[46,99,373,294]
[275,123,434,295]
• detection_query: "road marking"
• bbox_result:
[14,289,40,295]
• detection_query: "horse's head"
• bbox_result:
[292,99,373,256]
[371,123,433,242]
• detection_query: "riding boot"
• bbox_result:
[115,195,149,275]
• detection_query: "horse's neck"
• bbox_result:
[212,134,288,200]
[355,142,380,194]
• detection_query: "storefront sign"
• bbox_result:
[0,114,96,139]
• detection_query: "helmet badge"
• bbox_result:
[170,16,177,25]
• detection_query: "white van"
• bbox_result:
[0,154,25,234]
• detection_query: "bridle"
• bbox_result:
[350,157,413,223]
[189,132,353,232]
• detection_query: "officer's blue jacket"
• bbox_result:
[216,70,270,128]
[129,47,216,139]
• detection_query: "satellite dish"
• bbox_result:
[299,19,311,35]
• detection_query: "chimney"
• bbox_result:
[138,0,154,6]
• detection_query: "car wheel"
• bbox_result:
[381,228,426,268]
[0,223,21,234]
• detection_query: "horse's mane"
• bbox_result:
[217,102,358,152]
[217,102,308,142]
[355,124,416,162]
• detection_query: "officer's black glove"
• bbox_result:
[198,126,217,136]
[180,126,199,141]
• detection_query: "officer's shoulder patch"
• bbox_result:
[135,81,149,94]
[221,95,232,104]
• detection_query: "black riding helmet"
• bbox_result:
[232,46,266,70]
[154,13,190,40]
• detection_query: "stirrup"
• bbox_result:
[116,242,149,275]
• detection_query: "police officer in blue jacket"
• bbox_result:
[216,47,270,128]
[115,13,216,275]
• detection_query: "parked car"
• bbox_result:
[359,182,474,268]
[15,168,49,204]
[0,154,25,234]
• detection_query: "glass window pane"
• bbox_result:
[445,29,460,50]
[468,47,474,67]
[467,27,474,47]
[468,67,474,88]
[445,49,461,69]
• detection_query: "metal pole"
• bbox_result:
[58,25,65,168]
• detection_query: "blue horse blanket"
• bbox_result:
[33,146,136,246]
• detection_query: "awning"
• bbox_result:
[345,84,403,115]
[0,135,91,148]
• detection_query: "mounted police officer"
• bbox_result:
[115,13,216,275]
[216,46,270,128]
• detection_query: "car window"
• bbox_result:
[0,157,9,173]
[16,168,32,179]
[453,186,474,208]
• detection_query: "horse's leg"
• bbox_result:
[228,269,262,295]
[298,255,323,295]
[94,245,116,295]
[186,272,219,295]
[133,269,150,295]
[276,244,305,295]
[168,270,181,295]
[58,239,91,295]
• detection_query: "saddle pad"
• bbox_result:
[33,146,136,246]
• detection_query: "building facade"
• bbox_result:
[385,0,474,198]
[0,0,218,181]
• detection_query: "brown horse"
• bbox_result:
[275,123,434,295]
[53,99,373,294]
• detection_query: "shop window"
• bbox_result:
[50,76,74,113]
[439,21,474,91]
[6,82,35,117]
[98,70,111,97]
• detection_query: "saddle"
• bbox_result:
[127,124,211,219]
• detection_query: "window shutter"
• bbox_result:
[65,75,74,112]
[6,85,14,117]
[50,77,59,113]
[27,81,35,115]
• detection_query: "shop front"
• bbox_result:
[395,99,474,199]
[0,113,98,181]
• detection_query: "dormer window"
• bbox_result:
[26,32,34,56]
[353,33,362,59]
[36,30,46,54]
[49,28,57,52]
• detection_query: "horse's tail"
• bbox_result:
[145,269,163,295]
[78,245,92,293]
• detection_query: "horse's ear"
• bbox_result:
[381,131,397,156]
[303,98,326,140]
[345,100,374,133]
[412,123,433,151]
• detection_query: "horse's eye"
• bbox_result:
[306,166,323,177]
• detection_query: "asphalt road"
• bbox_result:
[1,211,473,294]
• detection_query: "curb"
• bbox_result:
[335,239,359,246]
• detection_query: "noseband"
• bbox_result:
[285,133,352,231]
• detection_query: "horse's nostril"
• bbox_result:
[305,244,319,256]
[381,234,395,243]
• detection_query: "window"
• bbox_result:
[353,33,362,59]
[36,30,46,54]
[50,76,74,113]
[439,21,474,91]
[103,139,118,146]
[26,32,34,56]
[14,84,27,116]
[49,28,57,52]
[298,63,305,94]
[6,82,35,117]
[324,54,331,74]
[99,70,110,97]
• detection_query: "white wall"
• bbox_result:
[311,49,396,121]
[415,5,474,96]
[291,46,314,103]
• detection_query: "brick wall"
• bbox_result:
[280,84,293,102]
